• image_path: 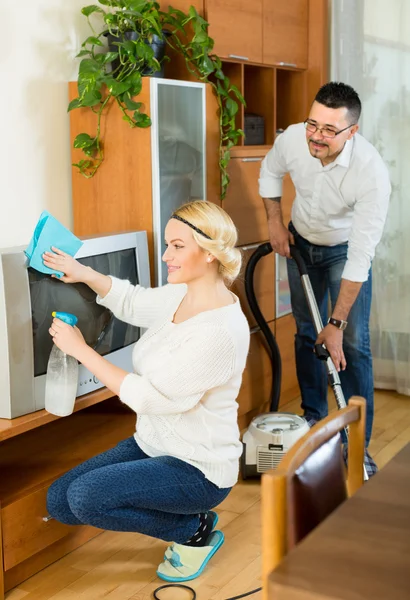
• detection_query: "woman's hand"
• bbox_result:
[43,247,88,283]
[49,317,87,359]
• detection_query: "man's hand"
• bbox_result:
[316,324,346,372]
[268,222,295,258]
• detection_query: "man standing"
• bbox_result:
[259,82,390,472]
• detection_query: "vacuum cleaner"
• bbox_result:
[241,242,369,481]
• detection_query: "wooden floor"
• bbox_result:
[6,390,410,600]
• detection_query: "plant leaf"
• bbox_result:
[128,71,142,95]
[82,90,102,106]
[68,98,83,112]
[133,112,152,127]
[79,58,101,74]
[123,94,142,110]
[74,133,95,149]
[107,79,132,96]
[127,0,150,10]
[201,55,214,75]
[229,84,245,106]
[82,36,103,47]
[217,81,228,98]
[225,97,238,117]
[76,49,92,58]
[81,5,104,17]
[104,12,118,25]
[101,51,119,64]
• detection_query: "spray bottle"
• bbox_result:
[45,311,79,417]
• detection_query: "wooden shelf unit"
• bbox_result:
[0,397,135,595]
[0,388,114,443]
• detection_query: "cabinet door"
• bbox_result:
[276,313,299,406]
[232,245,275,328]
[223,157,268,245]
[151,80,206,285]
[281,173,295,227]
[263,0,308,68]
[206,0,263,63]
[237,324,274,430]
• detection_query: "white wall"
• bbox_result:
[1,0,90,248]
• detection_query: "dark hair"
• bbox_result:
[314,82,361,124]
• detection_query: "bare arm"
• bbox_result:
[263,198,294,257]
[332,280,363,321]
[43,247,112,298]
[76,344,126,396]
[316,280,363,372]
[81,266,112,298]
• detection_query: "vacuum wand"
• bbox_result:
[289,245,368,481]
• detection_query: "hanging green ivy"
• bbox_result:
[70,0,245,199]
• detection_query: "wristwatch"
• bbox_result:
[328,317,348,331]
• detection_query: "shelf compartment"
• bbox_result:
[0,398,135,507]
[275,68,307,132]
[244,65,275,146]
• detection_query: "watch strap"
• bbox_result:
[328,317,348,330]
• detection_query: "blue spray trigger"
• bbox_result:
[52,311,78,326]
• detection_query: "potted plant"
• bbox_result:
[69,0,245,199]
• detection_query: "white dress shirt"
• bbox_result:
[259,123,391,282]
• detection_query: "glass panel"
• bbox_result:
[156,83,205,284]
[28,250,140,376]
[276,254,292,317]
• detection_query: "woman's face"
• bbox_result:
[162,218,210,284]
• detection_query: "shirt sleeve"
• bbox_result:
[342,163,391,282]
[119,325,236,415]
[258,130,289,198]
[96,277,185,328]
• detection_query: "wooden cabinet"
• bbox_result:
[2,486,73,571]
[237,325,275,430]
[232,246,275,328]
[205,0,263,63]
[276,313,299,405]
[282,173,296,226]
[223,156,268,245]
[262,0,309,68]
[0,398,135,596]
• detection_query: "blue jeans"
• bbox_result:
[47,437,231,543]
[287,222,374,445]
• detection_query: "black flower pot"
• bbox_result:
[105,30,170,79]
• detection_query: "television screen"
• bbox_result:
[29,249,141,377]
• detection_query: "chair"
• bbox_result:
[261,396,366,600]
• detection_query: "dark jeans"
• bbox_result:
[47,437,231,543]
[287,222,374,445]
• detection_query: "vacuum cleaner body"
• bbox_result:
[241,412,310,478]
[241,242,369,480]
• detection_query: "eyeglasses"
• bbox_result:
[304,120,355,139]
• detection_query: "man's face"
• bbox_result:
[305,101,358,164]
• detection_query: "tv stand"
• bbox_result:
[0,389,136,599]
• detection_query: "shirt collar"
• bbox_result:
[323,136,354,171]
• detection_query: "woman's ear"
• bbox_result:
[206,255,214,263]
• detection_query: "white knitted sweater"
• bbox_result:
[97,278,250,488]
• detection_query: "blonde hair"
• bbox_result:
[172,201,242,286]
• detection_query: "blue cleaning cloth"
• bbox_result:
[25,211,83,277]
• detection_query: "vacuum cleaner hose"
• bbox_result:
[244,242,281,412]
